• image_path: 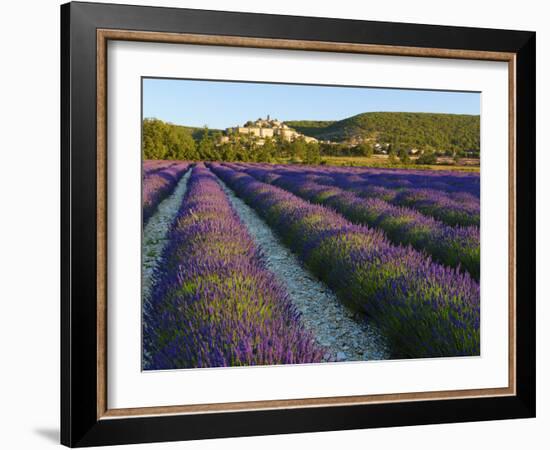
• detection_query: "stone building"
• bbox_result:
[226,116,318,144]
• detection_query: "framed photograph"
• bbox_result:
[61,1,536,447]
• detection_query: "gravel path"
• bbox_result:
[214,173,390,363]
[142,169,192,313]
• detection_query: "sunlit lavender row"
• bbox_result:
[230,164,479,280]
[143,165,323,370]
[209,163,480,359]
[295,164,480,197]
[326,172,480,228]
[142,161,190,225]
[233,163,480,227]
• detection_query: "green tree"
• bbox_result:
[257,138,276,162]
[142,118,168,159]
[289,138,307,161]
[166,126,197,160]
[219,142,236,161]
[197,127,217,160]
[304,141,321,164]
[417,149,438,165]
[142,118,198,160]
[357,142,374,157]
[398,147,411,165]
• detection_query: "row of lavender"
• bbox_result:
[143,159,172,175]
[229,164,480,280]
[325,171,479,228]
[144,165,322,369]
[142,161,191,225]
[284,164,481,198]
[209,163,480,358]
[235,163,480,227]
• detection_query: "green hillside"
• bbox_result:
[286,112,480,154]
[282,120,336,138]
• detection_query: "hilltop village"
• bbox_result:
[220,116,319,146]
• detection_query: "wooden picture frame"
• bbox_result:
[61,1,535,447]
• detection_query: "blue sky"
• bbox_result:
[143,78,480,130]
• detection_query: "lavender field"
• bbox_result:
[142,160,480,370]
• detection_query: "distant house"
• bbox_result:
[373,143,387,155]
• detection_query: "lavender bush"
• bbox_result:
[142,162,190,225]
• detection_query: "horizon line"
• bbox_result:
[144,110,481,130]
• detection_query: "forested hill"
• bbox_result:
[286,112,480,153]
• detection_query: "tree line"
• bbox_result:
[142,118,322,164]
[142,117,475,166]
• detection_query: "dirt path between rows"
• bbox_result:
[142,169,192,322]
